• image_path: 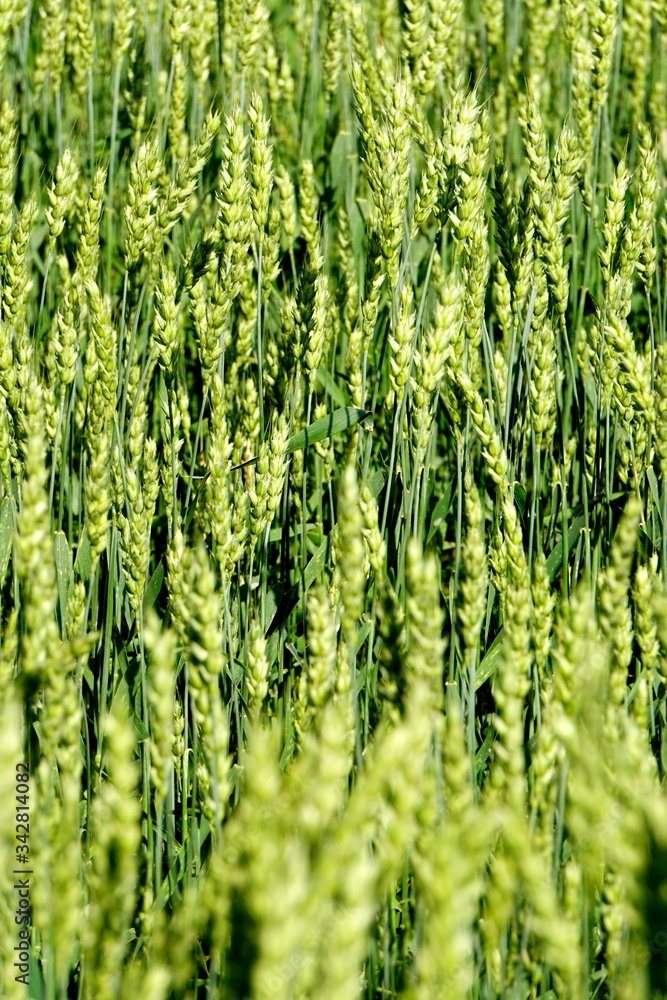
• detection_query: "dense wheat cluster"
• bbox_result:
[2,0,667,997]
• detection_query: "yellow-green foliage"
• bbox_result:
[1,2,667,999]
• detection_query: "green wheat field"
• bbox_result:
[2,0,667,997]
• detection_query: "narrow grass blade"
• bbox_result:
[286,407,370,454]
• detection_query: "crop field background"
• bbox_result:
[2,0,667,997]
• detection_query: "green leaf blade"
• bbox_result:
[286,407,370,454]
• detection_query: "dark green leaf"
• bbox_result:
[134,716,150,741]
[280,738,296,770]
[184,473,210,531]
[316,365,348,407]
[0,495,16,587]
[427,480,454,544]
[286,407,370,454]
[264,589,278,634]
[74,528,91,580]
[544,515,586,581]
[54,532,73,635]
[28,953,45,1000]
[514,482,527,522]
[475,630,504,690]
[474,724,496,776]
[266,471,385,636]
[143,560,165,613]
[648,467,661,524]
